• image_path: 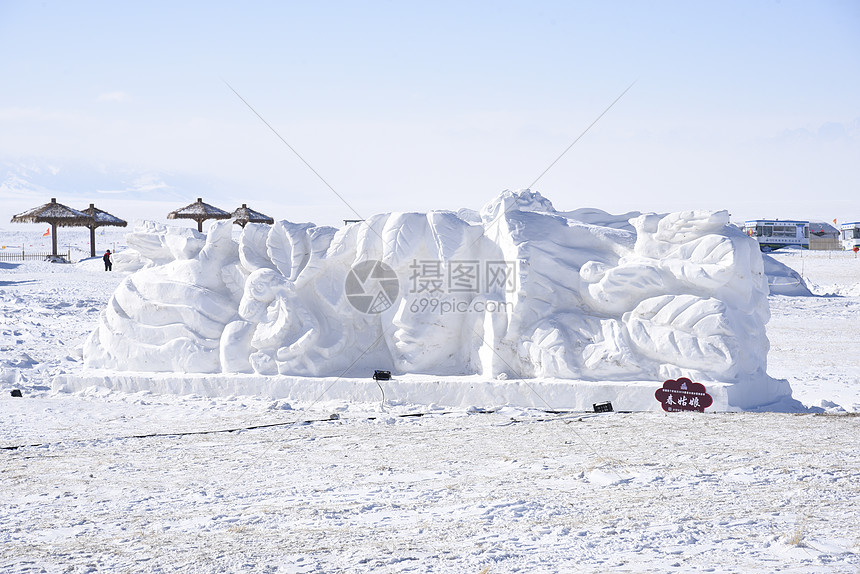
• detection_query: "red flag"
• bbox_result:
[833,218,838,225]
[43,228,50,237]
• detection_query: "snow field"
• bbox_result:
[767,249,860,412]
[2,405,858,573]
[769,248,860,298]
[2,228,860,572]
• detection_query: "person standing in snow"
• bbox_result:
[103,250,112,271]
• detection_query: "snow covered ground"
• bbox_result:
[765,248,860,413]
[1,229,859,572]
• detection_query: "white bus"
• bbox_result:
[840,222,860,251]
[743,220,809,252]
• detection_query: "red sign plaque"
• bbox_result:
[655,378,713,412]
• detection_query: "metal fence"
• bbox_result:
[0,249,72,262]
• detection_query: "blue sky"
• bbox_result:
[1,0,858,229]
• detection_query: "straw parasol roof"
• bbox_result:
[80,203,128,258]
[10,197,94,256]
[231,203,274,227]
[167,197,232,232]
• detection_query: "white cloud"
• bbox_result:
[96,174,172,195]
[96,91,129,103]
[0,107,82,122]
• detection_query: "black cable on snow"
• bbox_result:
[0,408,609,451]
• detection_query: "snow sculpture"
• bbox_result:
[761,254,812,296]
[84,190,789,407]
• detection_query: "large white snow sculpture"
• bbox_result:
[84,190,790,407]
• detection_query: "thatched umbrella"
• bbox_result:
[167,197,232,232]
[231,203,274,227]
[80,203,128,257]
[10,198,94,256]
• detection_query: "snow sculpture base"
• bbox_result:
[53,371,752,412]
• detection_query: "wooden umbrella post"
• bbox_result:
[89,203,96,258]
[81,203,126,258]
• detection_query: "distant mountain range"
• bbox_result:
[0,157,221,203]
[775,117,860,143]
[0,157,239,226]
